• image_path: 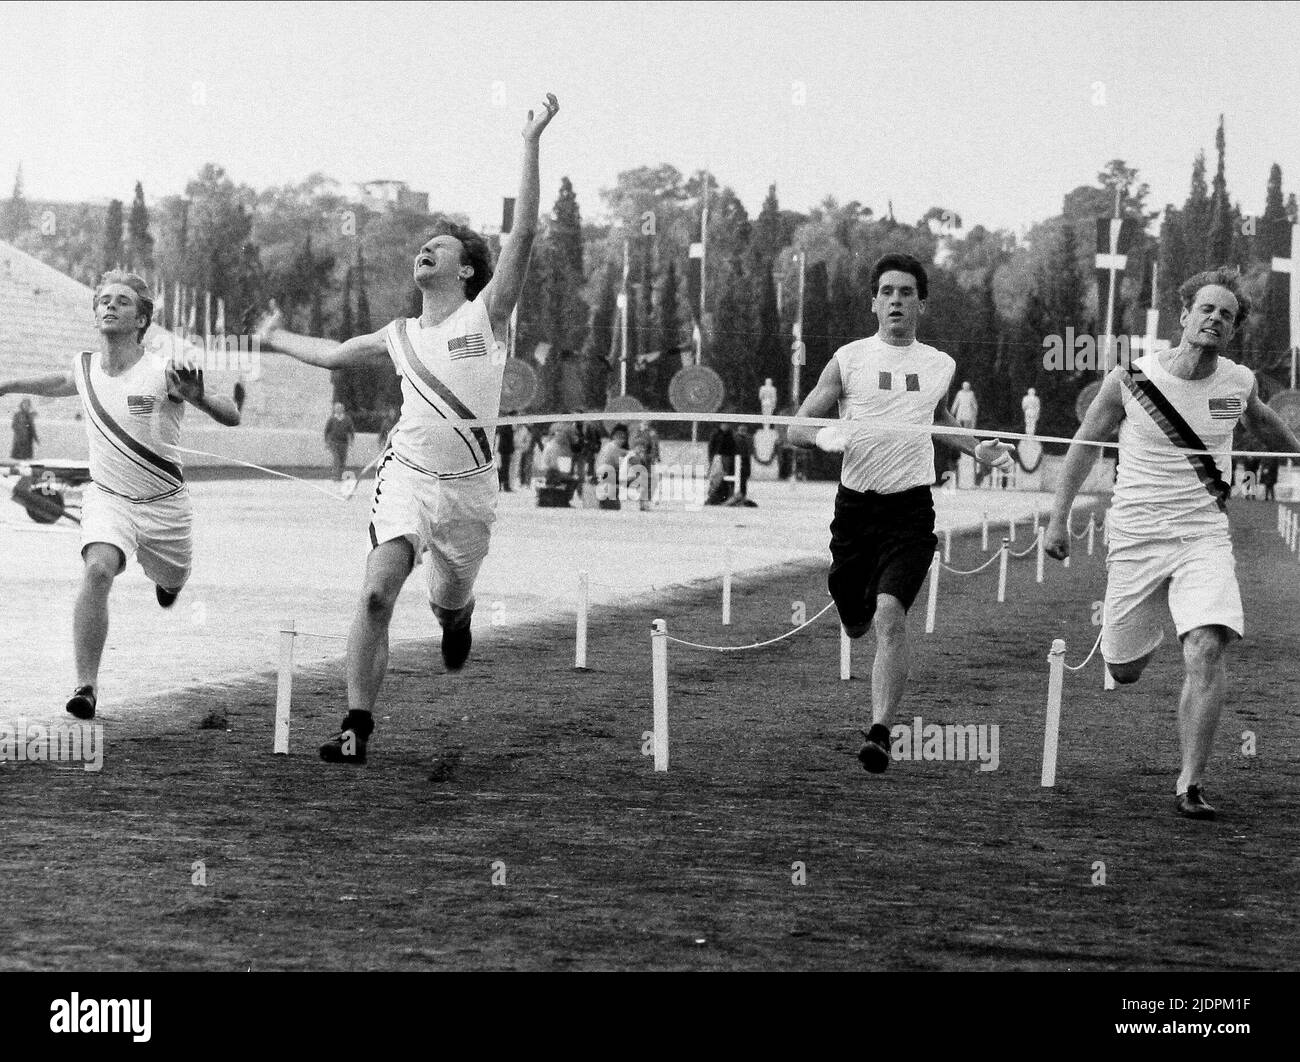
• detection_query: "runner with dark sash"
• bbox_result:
[1045,267,1300,819]
[255,94,559,764]
[0,271,241,718]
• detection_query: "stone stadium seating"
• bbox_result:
[1,239,336,468]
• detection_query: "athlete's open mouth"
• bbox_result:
[417,255,435,268]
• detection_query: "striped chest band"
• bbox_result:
[1118,367,1230,512]
[390,321,493,467]
[79,353,184,493]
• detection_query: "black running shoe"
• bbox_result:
[319,710,374,764]
[441,612,473,670]
[66,685,97,720]
[1175,784,1217,820]
[156,585,180,609]
[858,722,892,773]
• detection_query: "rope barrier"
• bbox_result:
[1063,630,1104,672]
[1008,538,1039,559]
[174,445,352,503]
[661,601,837,652]
[941,551,1003,576]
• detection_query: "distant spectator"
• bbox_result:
[518,423,542,487]
[11,399,38,460]
[734,425,753,499]
[323,402,355,480]
[1259,456,1278,502]
[596,423,630,509]
[573,412,602,484]
[706,423,738,505]
[629,420,660,506]
[496,413,516,492]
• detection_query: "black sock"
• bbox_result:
[343,709,374,738]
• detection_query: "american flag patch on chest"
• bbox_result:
[1208,397,1243,420]
[127,395,155,416]
[447,333,488,360]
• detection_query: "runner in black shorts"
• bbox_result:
[789,254,1014,773]
[828,483,937,633]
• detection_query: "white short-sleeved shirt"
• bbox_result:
[1110,353,1254,541]
[383,296,505,480]
[72,349,186,502]
[835,335,956,494]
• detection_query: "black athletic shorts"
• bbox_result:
[827,483,937,630]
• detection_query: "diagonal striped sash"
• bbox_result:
[389,320,493,467]
[80,352,184,491]
[1119,367,1229,512]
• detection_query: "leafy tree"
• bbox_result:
[753,263,785,405]
[711,254,759,411]
[1208,116,1238,268]
[102,199,124,272]
[1,163,29,241]
[1155,206,1188,341]
[127,181,154,273]
[1182,151,1212,275]
[551,176,584,275]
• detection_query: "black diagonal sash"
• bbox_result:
[80,352,185,488]
[390,320,492,467]
[1119,367,1229,512]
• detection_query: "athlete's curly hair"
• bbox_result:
[427,222,494,301]
[1178,266,1251,329]
[93,270,154,342]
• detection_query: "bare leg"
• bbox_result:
[74,544,124,689]
[1176,626,1230,793]
[346,539,413,714]
[870,594,909,727]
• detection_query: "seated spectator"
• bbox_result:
[537,423,581,506]
[706,423,738,505]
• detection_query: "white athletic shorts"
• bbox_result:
[81,485,193,591]
[369,454,497,610]
[1101,527,1243,665]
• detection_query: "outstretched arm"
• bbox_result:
[1045,368,1126,559]
[483,93,560,333]
[254,302,389,370]
[786,358,844,449]
[1241,383,1300,454]
[0,372,78,398]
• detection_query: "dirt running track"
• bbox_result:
[1,499,1296,971]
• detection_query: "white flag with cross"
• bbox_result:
[1272,222,1300,389]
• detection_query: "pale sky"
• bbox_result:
[3,1,1297,233]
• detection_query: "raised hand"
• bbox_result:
[253,300,285,345]
[166,363,204,404]
[522,93,559,141]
